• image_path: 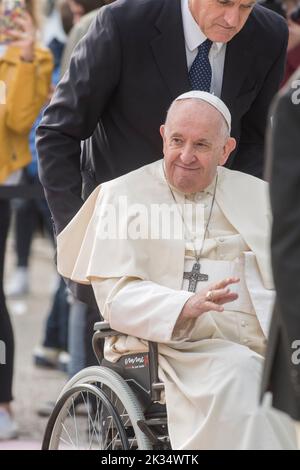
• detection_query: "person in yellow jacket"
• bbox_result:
[0,0,53,440]
[0,0,53,183]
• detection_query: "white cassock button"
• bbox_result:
[219,238,225,243]
[241,321,246,327]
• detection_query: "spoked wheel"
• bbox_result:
[42,384,129,450]
[42,367,152,450]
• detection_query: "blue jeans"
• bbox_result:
[43,278,69,351]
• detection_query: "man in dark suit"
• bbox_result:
[261,69,300,442]
[37,0,287,305]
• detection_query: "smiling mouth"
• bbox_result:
[175,165,201,171]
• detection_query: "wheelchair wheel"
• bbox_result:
[42,366,153,450]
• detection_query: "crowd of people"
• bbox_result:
[0,0,300,449]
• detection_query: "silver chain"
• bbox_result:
[163,162,218,263]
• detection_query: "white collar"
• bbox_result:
[181,0,224,53]
[160,159,219,199]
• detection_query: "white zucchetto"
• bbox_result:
[175,91,231,132]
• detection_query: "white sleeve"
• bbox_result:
[91,277,194,343]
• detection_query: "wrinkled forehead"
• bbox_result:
[190,0,257,9]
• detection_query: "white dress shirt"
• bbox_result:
[181,0,227,97]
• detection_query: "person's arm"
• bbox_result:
[4,12,53,133]
[92,277,194,343]
[5,51,53,134]
[91,276,238,343]
[36,7,121,234]
[231,23,288,178]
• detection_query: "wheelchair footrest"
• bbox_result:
[137,419,170,449]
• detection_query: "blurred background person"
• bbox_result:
[67,0,100,24]
[261,0,300,85]
[2,0,73,374]
[261,68,300,449]
[6,0,73,298]
[61,0,109,76]
[0,0,53,440]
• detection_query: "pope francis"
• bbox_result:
[56,91,297,450]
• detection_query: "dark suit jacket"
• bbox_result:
[36,0,287,305]
[261,70,300,420]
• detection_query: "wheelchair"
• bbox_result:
[42,322,171,450]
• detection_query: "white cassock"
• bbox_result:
[57,160,297,450]
[296,423,300,448]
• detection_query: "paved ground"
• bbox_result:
[0,234,67,450]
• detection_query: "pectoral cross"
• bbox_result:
[183,262,208,293]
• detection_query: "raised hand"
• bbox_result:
[5,11,36,62]
[180,277,240,321]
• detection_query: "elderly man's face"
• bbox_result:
[161,100,236,194]
[189,0,256,43]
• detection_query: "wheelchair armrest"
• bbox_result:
[92,321,121,364]
[94,321,111,331]
[94,321,122,337]
[93,322,123,364]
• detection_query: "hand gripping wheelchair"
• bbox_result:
[42,322,171,450]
